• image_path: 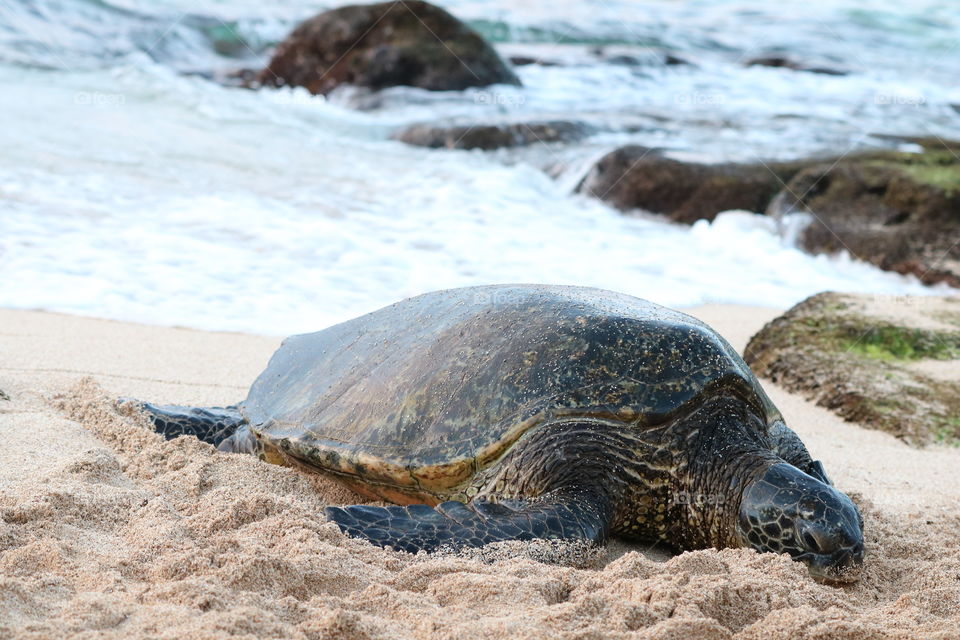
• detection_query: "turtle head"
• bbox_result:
[737,462,864,582]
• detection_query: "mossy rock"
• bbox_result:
[766,148,960,286]
[745,292,960,446]
[257,1,520,95]
[576,146,814,223]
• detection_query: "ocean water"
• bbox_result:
[1,0,958,334]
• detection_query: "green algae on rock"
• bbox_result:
[744,292,960,446]
[579,143,960,287]
[766,149,960,287]
[576,146,812,224]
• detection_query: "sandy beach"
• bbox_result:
[1,305,959,639]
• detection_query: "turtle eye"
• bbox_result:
[797,522,841,555]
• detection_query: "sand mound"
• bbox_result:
[1,379,957,639]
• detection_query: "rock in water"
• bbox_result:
[745,292,960,445]
[745,56,848,76]
[393,120,593,150]
[256,1,520,95]
[577,146,810,223]
[766,149,960,287]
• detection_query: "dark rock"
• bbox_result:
[745,56,848,76]
[605,54,645,66]
[393,120,593,150]
[508,55,560,67]
[766,150,960,287]
[509,47,690,70]
[663,54,693,66]
[744,292,960,445]
[577,146,812,223]
[0,389,8,401]
[591,46,665,68]
[256,1,520,95]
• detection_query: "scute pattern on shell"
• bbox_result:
[242,285,780,495]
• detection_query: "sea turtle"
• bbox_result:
[135,285,864,581]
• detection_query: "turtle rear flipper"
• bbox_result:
[131,401,246,448]
[325,491,611,553]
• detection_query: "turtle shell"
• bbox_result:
[242,285,780,498]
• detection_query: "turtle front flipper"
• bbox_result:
[131,401,246,448]
[325,491,612,553]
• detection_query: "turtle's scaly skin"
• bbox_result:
[138,285,865,581]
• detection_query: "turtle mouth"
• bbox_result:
[795,543,866,584]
